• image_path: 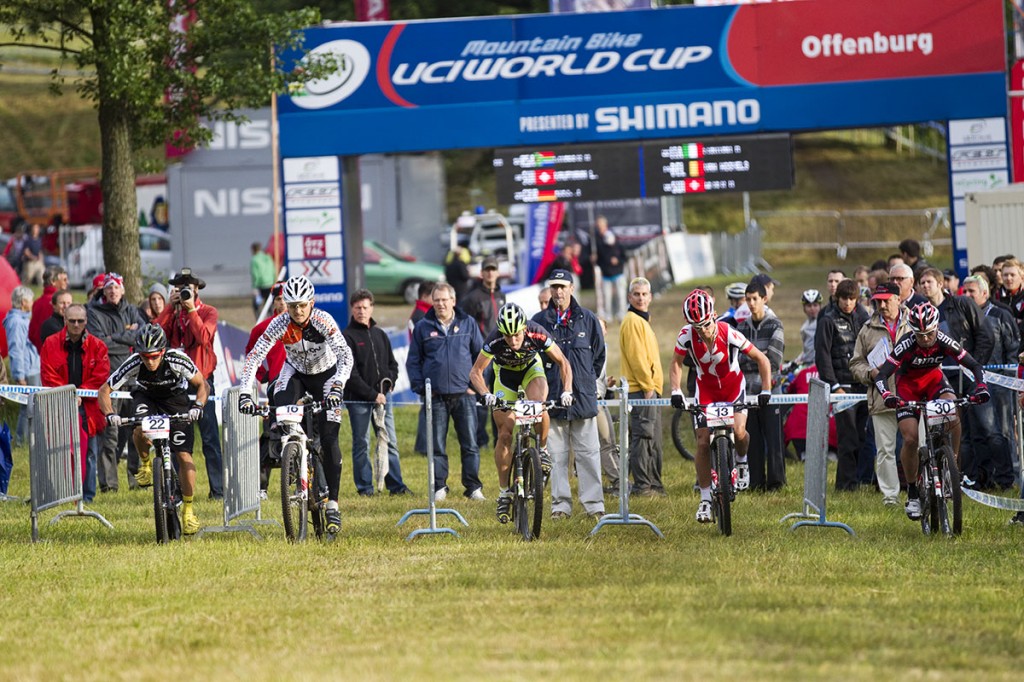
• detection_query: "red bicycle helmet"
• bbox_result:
[683,289,715,325]
[909,302,939,334]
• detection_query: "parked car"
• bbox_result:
[62,225,173,288]
[364,240,444,304]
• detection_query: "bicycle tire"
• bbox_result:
[310,457,327,540]
[522,447,544,541]
[153,455,170,544]
[280,442,308,542]
[938,445,962,536]
[714,436,733,537]
[670,410,696,461]
[918,450,933,536]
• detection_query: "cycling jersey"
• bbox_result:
[240,309,352,393]
[674,321,752,404]
[107,349,198,400]
[873,330,984,401]
[480,321,553,369]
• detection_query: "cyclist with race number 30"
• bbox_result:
[669,289,773,524]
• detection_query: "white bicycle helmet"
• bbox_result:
[282,275,315,304]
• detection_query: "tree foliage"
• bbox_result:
[0,0,331,300]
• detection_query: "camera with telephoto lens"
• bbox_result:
[179,288,192,302]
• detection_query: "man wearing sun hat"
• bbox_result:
[87,272,148,492]
[155,267,224,498]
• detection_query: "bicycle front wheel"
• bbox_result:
[938,445,962,536]
[520,447,544,541]
[280,442,308,542]
[714,437,733,537]
[671,409,695,461]
[918,450,934,536]
[152,455,170,544]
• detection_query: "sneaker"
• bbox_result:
[539,447,552,477]
[135,457,153,488]
[325,508,342,534]
[905,498,923,520]
[468,488,486,501]
[551,510,570,520]
[433,487,447,502]
[735,463,750,491]
[1009,512,1024,526]
[182,506,201,535]
[496,494,512,524]
[258,489,268,501]
[695,500,712,523]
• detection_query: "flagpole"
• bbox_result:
[270,44,282,276]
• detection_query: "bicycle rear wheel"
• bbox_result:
[938,445,962,536]
[714,437,733,537]
[280,442,308,542]
[670,409,695,461]
[152,455,169,544]
[310,457,327,540]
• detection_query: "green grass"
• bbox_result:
[1,392,1022,679]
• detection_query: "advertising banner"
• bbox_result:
[524,202,567,283]
[278,0,1006,156]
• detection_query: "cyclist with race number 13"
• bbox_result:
[669,289,773,524]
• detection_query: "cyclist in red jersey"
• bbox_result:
[669,289,772,523]
[874,302,989,521]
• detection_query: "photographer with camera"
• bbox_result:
[154,268,224,498]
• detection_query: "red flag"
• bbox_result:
[535,169,556,186]
[355,0,390,21]
[685,178,705,193]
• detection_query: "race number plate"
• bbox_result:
[513,400,544,424]
[141,415,170,440]
[276,404,305,424]
[925,399,957,426]
[706,403,735,428]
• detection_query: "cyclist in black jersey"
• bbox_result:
[99,324,208,534]
[873,302,988,520]
[469,303,573,524]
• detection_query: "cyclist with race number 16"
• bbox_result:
[872,302,989,521]
[669,289,773,524]
[237,276,353,535]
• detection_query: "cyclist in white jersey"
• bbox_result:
[238,276,353,534]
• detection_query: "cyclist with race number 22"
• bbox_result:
[873,302,989,521]
[237,275,354,535]
[669,290,773,524]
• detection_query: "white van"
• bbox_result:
[447,210,523,283]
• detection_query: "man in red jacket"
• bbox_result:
[41,303,110,502]
[154,267,223,498]
[29,265,68,350]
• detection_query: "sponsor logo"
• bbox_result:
[285,208,343,235]
[283,156,340,184]
[801,31,933,59]
[594,100,760,133]
[291,39,371,110]
[193,187,272,217]
[284,183,342,209]
[951,170,1008,197]
[948,118,1006,146]
[949,145,1007,172]
[204,119,271,150]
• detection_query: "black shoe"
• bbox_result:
[389,487,414,497]
[357,490,374,497]
[1009,512,1024,526]
[325,508,341,534]
[208,492,224,500]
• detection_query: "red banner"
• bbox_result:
[355,0,390,22]
[1012,60,1024,182]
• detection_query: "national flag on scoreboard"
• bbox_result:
[537,189,557,201]
[685,178,706,193]
[681,143,703,159]
[533,151,556,166]
[535,169,556,185]
[688,160,704,177]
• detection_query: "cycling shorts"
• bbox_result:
[692,385,746,431]
[492,355,547,402]
[895,370,954,422]
[130,391,194,454]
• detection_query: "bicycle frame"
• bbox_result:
[493,394,555,541]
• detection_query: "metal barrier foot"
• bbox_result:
[590,513,665,539]
[48,501,114,531]
[790,519,856,536]
[405,527,460,540]
[397,507,469,526]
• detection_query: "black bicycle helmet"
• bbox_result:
[136,324,167,354]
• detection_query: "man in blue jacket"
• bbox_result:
[406,281,485,502]
[532,269,606,519]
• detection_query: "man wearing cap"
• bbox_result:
[462,256,506,449]
[87,272,147,492]
[851,282,911,505]
[155,268,223,498]
[533,269,606,518]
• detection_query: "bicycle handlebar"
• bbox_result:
[674,399,758,412]
[901,397,977,410]
[491,398,559,411]
[121,413,194,427]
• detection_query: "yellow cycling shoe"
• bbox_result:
[182,505,201,535]
[135,457,153,488]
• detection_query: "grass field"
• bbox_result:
[3,266,1023,681]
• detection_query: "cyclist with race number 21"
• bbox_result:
[237,275,354,535]
[98,324,209,534]
[669,289,773,524]
[873,302,989,521]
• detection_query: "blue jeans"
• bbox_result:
[198,380,224,497]
[430,393,482,496]
[348,401,407,495]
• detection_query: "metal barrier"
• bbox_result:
[197,385,275,539]
[780,378,854,536]
[397,379,468,540]
[591,378,664,538]
[28,385,112,542]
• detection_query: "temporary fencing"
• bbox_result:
[779,378,855,536]
[28,385,113,542]
[591,378,665,538]
[397,379,468,540]
[197,385,275,539]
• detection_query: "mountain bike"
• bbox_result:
[256,396,331,542]
[492,394,556,541]
[904,397,972,537]
[121,412,193,544]
[676,400,752,537]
